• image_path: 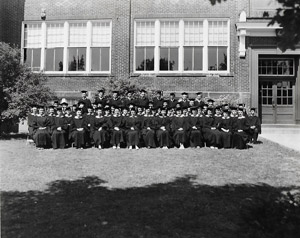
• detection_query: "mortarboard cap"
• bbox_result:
[196,92,203,95]
[56,107,63,111]
[81,90,87,93]
[181,92,188,95]
[170,92,175,96]
[207,99,215,103]
[250,107,256,111]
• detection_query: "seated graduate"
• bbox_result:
[69,108,88,149]
[46,105,56,134]
[202,107,218,149]
[218,109,233,149]
[171,107,189,149]
[27,104,38,139]
[92,107,111,150]
[188,106,203,148]
[124,108,141,150]
[64,106,73,147]
[109,107,124,149]
[51,107,68,149]
[212,106,223,148]
[141,106,157,149]
[155,107,171,149]
[84,106,95,146]
[232,108,250,149]
[247,107,261,144]
[33,105,52,149]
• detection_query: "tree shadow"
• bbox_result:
[0,133,28,140]
[1,176,300,238]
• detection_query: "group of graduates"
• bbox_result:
[27,89,261,150]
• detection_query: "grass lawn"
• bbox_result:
[1,136,300,238]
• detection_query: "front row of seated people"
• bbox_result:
[28,102,261,150]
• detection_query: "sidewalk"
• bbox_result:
[260,124,300,152]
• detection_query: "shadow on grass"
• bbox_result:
[0,133,28,140]
[1,176,300,238]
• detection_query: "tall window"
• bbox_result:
[184,21,203,71]
[91,22,111,72]
[135,21,155,71]
[134,19,229,74]
[68,23,87,71]
[46,23,64,71]
[23,23,42,71]
[160,21,179,71]
[208,21,228,71]
[259,59,294,76]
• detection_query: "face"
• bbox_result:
[87,108,93,113]
[232,110,237,115]
[97,109,102,115]
[39,108,44,115]
[113,93,118,98]
[57,110,62,116]
[197,94,202,99]
[104,109,110,115]
[99,92,104,97]
[123,109,128,115]
[223,112,229,117]
[62,104,67,109]
[163,102,168,107]
[79,104,84,109]
[130,110,136,116]
[250,110,255,115]
[114,108,120,115]
[189,101,195,106]
[207,110,212,116]
[182,94,187,100]
[140,92,146,98]
[238,110,244,116]
[157,93,161,98]
[76,110,82,116]
[92,104,97,109]
[192,109,197,115]
[161,109,166,116]
[49,108,54,114]
[137,107,142,113]
[145,108,150,114]
[176,110,182,116]
[215,109,221,115]
[127,92,132,98]
[170,94,175,99]
[82,92,87,98]
[32,107,37,114]
[66,110,71,115]
[183,109,188,115]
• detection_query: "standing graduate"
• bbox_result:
[194,92,205,108]
[51,107,68,149]
[69,108,88,149]
[171,108,189,149]
[247,107,261,144]
[232,108,250,149]
[179,92,190,108]
[94,89,107,106]
[188,106,203,148]
[124,109,141,149]
[122,90,135,108]
[155,108,171,149]
[32,106,52,149]
[108,90,122,108]
[27,104,38,139]
[136,89,149,108]
[218,109,232,148]
[167,92,178,109]
[141,106,157,148]
[153,90,164,109]
[109,108,124,149]
[78,90,92,114]
[92,107,111,149]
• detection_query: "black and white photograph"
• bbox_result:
[1,0,300,237]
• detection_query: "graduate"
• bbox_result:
[179,92,190,108]
[141,106,157,148]
[84,106,95,146]
[167,92,178,109]
[202,107,218,148]
[171,108,189,149]
[27,104,38,139]
[247,107,261,144]
[194,92,205,108]
[46,105,56,134]
[212,106,223,148]
[218,109,233,148]
[232,108,250,149]
[78,90,92,113]
[61,102,68,115]
[32,106,52,149]
[188,106,203,148]
[109,108,124,149]
[94,89,107,106]
[136,89,149,108]
[155,107,171,149]
[152,90,164,108]
[64,106,73,147]
[122,90,135,108]
[92,107,111,149]
[108,90,122,108]
[51,107,68,149]
[69,108,88,149]
[124,109,141,149]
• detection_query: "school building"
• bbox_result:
[1,0,300,124]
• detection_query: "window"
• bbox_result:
[160,21,179,71]
[134,19,229,74]
[46,23,64,71]
[135,21,155,71]
[259,59,294,76]
[68,23,87,71]
[91,22,111,72]
[22,20,112,74]
[23,23,42,71]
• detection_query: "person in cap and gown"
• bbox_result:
[188,106,203,148]
[218,109,233,148]
[232,108,250,149]
[179,92,190,108]
[136,89,149,108]
[212,106,223,148]
[153,90,164,109]
[70,108,88,149]
[33,106,52,149]
[51,107,68,149]
[247,108,261,144]
[94,89,107,106]
[194,92,205,108]
[108,91,122,108]
[122,90,135,108]
[27,104,38,139]
[84,106,95,146]
[64,107,73,147]
[46,106,56,134]
[92,107,111,149]
[171,108,189,149]
[78,90,92,114]
[141,106,157,148]
[108,108,124,149]
[202,107,218,148]
[124,109,141,149]
[155,107,171,149]
[167,93,178,109]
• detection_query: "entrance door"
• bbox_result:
[259,79,295,124]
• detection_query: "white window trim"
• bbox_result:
[133,18,230,74]
[22,20,112,75]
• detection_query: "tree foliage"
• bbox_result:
[209,0,300,52]
[0,42,57,124]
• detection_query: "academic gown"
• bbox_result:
[171,116,189,146]
[247,115,261,143]
[51,116,68,149]
[92,116,111,147]
[202,116,217,147]
[155,116,171,147]
[212,115,223,148]
[70,116,88,148]
[27,113,37,138]
[78,98,92,113]
[218,117,233,148]
[231,116,250,149]
[188,116,204,147]
[33,115,52,148]
[108,115,124,146]
[141,115,157,148]
[124,116,141,146]
[136,97,149,108]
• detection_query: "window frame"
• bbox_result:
[258,58,295,77]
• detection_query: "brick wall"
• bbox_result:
[0,0,25,46]
[24,0,252,104]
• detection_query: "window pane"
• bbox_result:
[136,21,155,46]
[288,98,293,104]
[47,23,64,48]
[160,21,179,46]
[184,47,193,71]
[169,48,178,71]
[160,48,169,70]
[24,48,41,71]
[92,22,111,46]
[69,23,87,47]
[91,47,110,71]
[194,47,203,70]
[24,23,42,48]
[218,46,227,70]
[208,47,217,70]
[136,48,145,71]
[68,48,86,71]
[145,47,154,70]
[46,48,63,71]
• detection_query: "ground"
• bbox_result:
[1,136,300,238]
